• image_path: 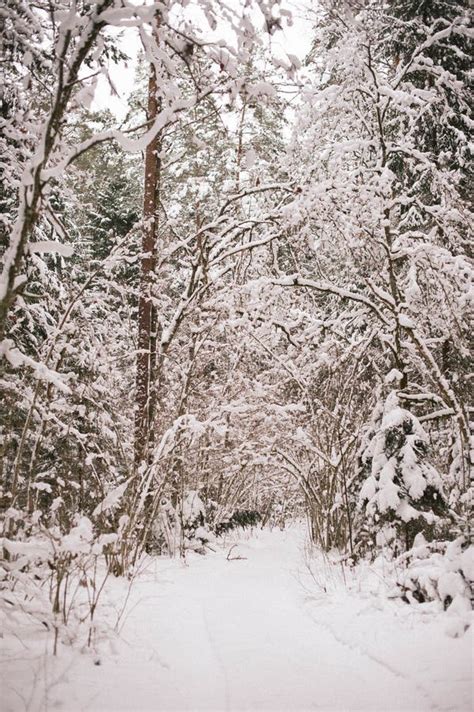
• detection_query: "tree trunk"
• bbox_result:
[134,62,161,468]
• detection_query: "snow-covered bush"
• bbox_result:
[358,393,447,556]
[1,507,123,654]
[152,490,214,556]
[396,534,473,635]
[180,490,214,553]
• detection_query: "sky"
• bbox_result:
[93,0,314,119]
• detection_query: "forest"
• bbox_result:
[0,0,472,710]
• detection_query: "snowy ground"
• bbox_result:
[1,525,472,712]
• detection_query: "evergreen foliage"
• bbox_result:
[358,392,448,554]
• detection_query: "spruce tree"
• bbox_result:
[359,392,448,554]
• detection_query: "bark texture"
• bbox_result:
[134,62,161,467]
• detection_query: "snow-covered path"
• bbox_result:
[3,527,472,711]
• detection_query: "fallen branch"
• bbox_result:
[226,544,247,561]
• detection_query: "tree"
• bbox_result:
[258,0,472,554]
[358,392,447,555]
[0,0,117,341]
[0,0,298,563]
[135,44,162,469]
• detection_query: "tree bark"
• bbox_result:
[134,62,161,468]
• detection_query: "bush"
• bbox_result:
[396,533,473,632]
[215,509,261,536]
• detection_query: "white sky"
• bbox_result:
[93,0,313,119]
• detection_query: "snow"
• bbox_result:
[1,526,471,712]
[376,473,400,512]
[398,314,415,329]
[93,480,131,517]
[60,516,94,554]
[182,490,206,524]
[0,339,72,393]
[245,148,257,169]
[28,240,74,257]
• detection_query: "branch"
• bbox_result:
[270,275,392,327]
[219,183,295,216]
[226,544,247,561]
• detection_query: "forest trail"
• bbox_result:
[3,526,471,712]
